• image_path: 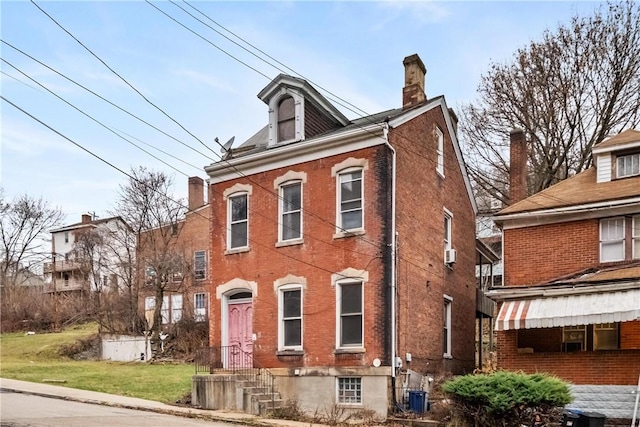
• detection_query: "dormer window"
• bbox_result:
[616,153,640,178]
[277,96,295,142]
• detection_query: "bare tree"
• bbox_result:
[0,189,64,289]
[73,218,143,334]
[460,0,640,203]
[113,167,185,349]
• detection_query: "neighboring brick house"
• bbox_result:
[198,54,477,417]
[490,129,640,418]
[140,177,211,330]
[43,214,130,294]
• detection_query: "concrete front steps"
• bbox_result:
[241,383,284,415]
[192,373,284,415]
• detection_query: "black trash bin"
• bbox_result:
[562,410,580,427]
[577,411,606,427]
[407,390,426,413]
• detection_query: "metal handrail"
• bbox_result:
[195,346,275,409]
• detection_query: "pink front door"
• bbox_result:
[227,301,252,368]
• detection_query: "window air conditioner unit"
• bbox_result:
[445,249,457,264]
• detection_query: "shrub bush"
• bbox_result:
[442,371,572,427]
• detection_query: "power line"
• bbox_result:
[1,42,380,261]
[1,57,197,176]
[1,39,218,164]
[2,96,379,279]
[30,0,219,158]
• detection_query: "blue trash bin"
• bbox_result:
[408,390,426,413]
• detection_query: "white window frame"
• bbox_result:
[616,153,640,178]
[633,215,640,260]
[278,284,303,351]
[336,167,364,234]
[194,250,207,280]
[436,127,444,177]
[600,217,625,262]
[161,295,170,324]
[562,325,586,352]
[336,280,364,349]
[336,377,362,405]
[144,296,155,311]
[443,295,452,358]
[593,323,619,350]
[278,181,303,243]
[227,192,249,251]
[444,209,452,252]
[194,292,207,322]
[171,294,183,323]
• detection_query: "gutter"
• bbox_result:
[382,123,398,380]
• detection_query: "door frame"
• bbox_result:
[220,291,253,351]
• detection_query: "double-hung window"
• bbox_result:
[194,250,206,280]
[436,127,444,176]
[279,286,302,350]
[600,218,625,262]
[228,193,248,249]
[594,323,618,350]
[194,293,207,322]
[338,281,363,348]
[338,169,363,231]
[280,182,302,241]
[443,296,452,357]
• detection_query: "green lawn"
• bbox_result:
[0,324,193,403]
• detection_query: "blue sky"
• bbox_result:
[1,1,602,223]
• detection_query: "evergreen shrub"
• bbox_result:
[442,371,572,427]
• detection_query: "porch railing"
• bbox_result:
[194,346,275,408]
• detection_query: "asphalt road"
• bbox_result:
[0,390,239,427]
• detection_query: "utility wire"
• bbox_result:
[2,43,379,261]
[2,95,377,281]
[30,0,219,157]
[1,39,218,163]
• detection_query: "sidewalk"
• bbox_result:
[0,377,317,427]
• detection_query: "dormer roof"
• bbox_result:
[593,129,640,153]
[257,74,349,127]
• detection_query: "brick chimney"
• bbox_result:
[509,129,528,205]
[81,214,92,224]
[402,54,426,109]
[188,176,205,211]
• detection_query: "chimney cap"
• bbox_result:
[403,54,426,74]
[510,128,525,136]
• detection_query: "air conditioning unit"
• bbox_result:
[445,248,457,264]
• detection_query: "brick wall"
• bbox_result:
[208,146,391,368]
[391,106,476,375]
[503,219,599,286]
[497,328,640,385]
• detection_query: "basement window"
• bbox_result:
[337,377,362,404]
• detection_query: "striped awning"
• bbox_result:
[495,289,640,331]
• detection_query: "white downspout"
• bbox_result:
[383,123,397,380]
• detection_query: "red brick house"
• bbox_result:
[196,54,477,418]
[491,129,640,418]
[140,177,211,331]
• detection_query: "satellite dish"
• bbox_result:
[221,136,235,159]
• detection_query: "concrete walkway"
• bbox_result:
[0,378,318,427]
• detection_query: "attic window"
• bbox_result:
[277,96,295,142]
[616,153,640,178]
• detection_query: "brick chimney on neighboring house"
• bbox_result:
[188,176,205,211]
[81,214,92,224]
[509,129,528,205]
[402,54,426,109]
